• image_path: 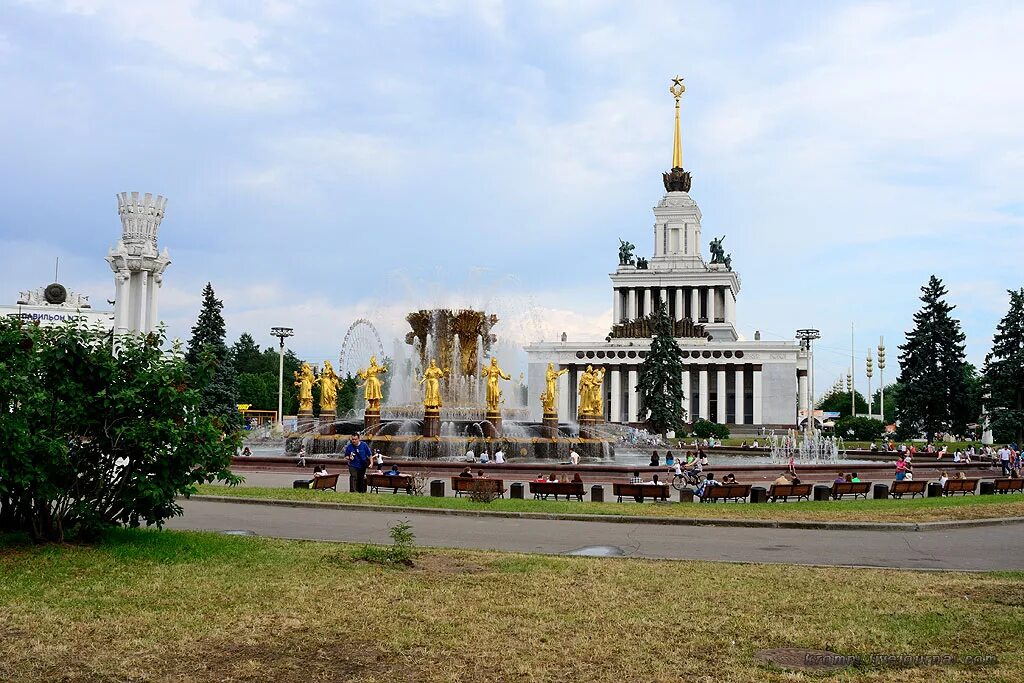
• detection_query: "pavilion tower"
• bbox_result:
[105,192,171,335]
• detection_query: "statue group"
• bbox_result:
[577,365,605,420]
[709,235,732,270]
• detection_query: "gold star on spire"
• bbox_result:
[670,75,685,168]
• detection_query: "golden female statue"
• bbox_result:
[590,367,606,416]
[577,365,595,416]
[316,360,340,412]
[419,359,445,410]
[481,357,511,413]
[294,362,315,413]
[540,362,568,414]
[356,355,387,410]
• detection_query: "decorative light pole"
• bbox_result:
[877,336,886,424]
[865,349,874,418]
[796,329,821,438]
[271,326,294,429]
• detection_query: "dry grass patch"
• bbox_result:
[0,529,1020,682]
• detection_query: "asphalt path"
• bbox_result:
[168,499,1024,571]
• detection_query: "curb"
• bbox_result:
[185,495,1024,532]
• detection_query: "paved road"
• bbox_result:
[169,499,1024,571]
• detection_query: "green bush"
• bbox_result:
[691,419,730,439]
[352,520,416,566]
[834,416,885,441]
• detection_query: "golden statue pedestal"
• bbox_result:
[421,408,440,438]
[362,408,379,432]
[578,412,602,440]
[320,410,337,435]
[541,410,559,438]
[297,409,314,432]
[484,410,502,437]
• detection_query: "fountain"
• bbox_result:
[768,429,841,465]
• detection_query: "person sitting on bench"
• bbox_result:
[459,467,474,478]
[572,473,583,484]
[385,464,401,476]
[773,472,791,486]
[696,473,720,499]
[312,464,328,479]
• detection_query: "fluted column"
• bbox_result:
[613,288,622,323]
[716,366,727,423]
[610,368,622,423]
[707,286,716,323]
[734,365,746,425]
[627,288,637,319]
[798,371,808,424]
[643,289,652,318]
[674,288,683,322]
[690,287,700,321]
[136,271,149,332]
[681,367,691,419]
[753,369,763,425]
[627,368,639,423]
[698,366,709,420]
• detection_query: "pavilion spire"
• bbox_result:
[662,75,692,192]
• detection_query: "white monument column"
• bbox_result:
[113,271,130,335]
[698,366,709,420]
[681,367,691,418]
[643,288,652,318]
[610,368,621,423]
[558,367,570,419]
[707,287,716,323]
[146,273,162,333]
[752,368,763,425]
[106,192,171,337]
[716,366,727,424]
[613,288,622,323]
[734,365,746,425]
[691,287,701,321]
[798,371,808,423]
[674,288,683,322]
[137,271,150,333]
[627,368,639,423]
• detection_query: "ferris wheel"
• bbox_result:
[339,319,385,378]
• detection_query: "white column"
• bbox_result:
[681,367,691,419]
[627,368,639,423]
[753,369,763,425]
[798,372,808,424]
[114,273,128,333]
[674,288,683,322]
[725,287,735,323]
[613,288,621,323]
[660,288,668,314]
[627,289,637,319]
[643,288,652,318]
[610,368,622,423]
[707,286,716,323]
[734,365,746,425]
[698,366,709,420]
[557,367,569,420]
[137,271,149,333]
[146,273,160,332]
[690,287,700,321]
[654,224,663,257]
[716,367,727,424]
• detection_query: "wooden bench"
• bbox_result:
[310,474,339,492]
[612,482,670,502]
[451,477,507,498]
[366,473,414,494]
[700,484,752,503]
[529,481,585,501]
[994,478,1024,494]
[831,482,871,500]
[767,483,813,502]
[889,480,927,499]
[943,478,979,496]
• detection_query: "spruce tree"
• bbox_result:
[896,275,970,439]
[636,302,686,433]
[983,288,1024,444]
[230,333,263,375]
[186,283,241,431]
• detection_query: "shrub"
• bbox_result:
[835,416,885,441]
[352,520,416,566]
[691,419,730,439]
[468,480,499,503]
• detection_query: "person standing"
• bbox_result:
[344,434,372,493]
[999,445,1012,476]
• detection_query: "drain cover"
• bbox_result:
[756,648,850,671]
[563,545,626,557]
[221,529,257,536]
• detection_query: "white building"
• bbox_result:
[525,85,808,430]
[106,192,171,335]
[2,282,112,329]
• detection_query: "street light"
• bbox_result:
[270,326,294,430]
[877,336,886,424]
[866,349,874,418]
[796,328,821,438]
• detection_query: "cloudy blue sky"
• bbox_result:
[1,0,1022,394]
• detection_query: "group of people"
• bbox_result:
[533,472,584,484]
[464,447,506,464]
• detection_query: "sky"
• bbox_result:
[1,0,1022,395]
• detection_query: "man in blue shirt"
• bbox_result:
[344,433,372,493]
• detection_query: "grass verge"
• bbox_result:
[1,528,1020,682]
[195,484,1024,523]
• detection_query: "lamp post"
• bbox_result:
[271,326,294,430]
[796,328,821,438]
[866,349,874,418]
[877,336,886,424]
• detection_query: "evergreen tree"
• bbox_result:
[230,333,263,375]
[896,275,970,439]
[185,283,240,431]
[983,288,1024,444]
[636,302,686,433]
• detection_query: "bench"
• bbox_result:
[451,477,507,498]
[994,478,1024,494]
[612,482,670,502]
[310,474,339,491]
[943,478,979,496]
[767,483,813,502]
[700,484,752,503]
[889,480,927,498]
[529,481,585,501]
[366,473,414,494]
[831,482,871,500]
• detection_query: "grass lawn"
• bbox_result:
[1,528,1020,682]
[195,484,1024,523]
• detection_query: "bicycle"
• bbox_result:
[670,469,702,490]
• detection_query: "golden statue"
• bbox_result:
[577,365,595,417]
[419,358,446,410]
[356,355,387,411]
[590,366,606,417]
[481,357,511,413]
[540,362,569,414]
[316,360,340,413]
[293,362,315,413]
